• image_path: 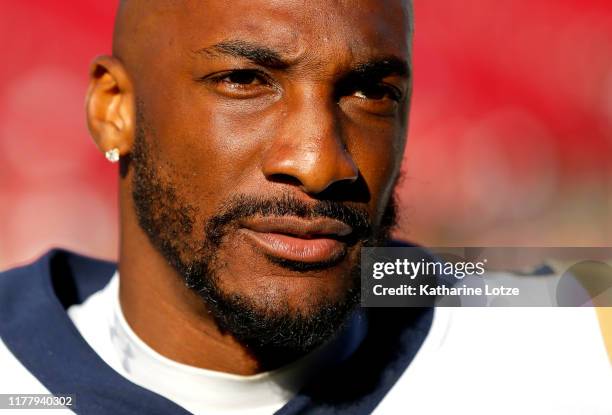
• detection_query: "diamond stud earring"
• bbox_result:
[105,148,120,163]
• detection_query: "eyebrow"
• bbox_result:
[195,39,410,79]
[195,40,290,69]
[351,58,410,79]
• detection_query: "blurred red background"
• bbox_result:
[1,1,611,270]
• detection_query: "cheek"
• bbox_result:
[140,92,281,209]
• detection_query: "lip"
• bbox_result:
[239,216,352,264]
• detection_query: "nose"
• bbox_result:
[262,88,359,195]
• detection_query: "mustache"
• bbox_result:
[205,194,372,247]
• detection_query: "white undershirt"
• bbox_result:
[67,272,368,415]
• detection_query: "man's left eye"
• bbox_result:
[352,84,401,101]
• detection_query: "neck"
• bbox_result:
[118,187,264,376]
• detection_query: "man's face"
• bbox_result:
[123,0,411,359]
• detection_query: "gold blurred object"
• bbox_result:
[595,308,612,365]
[553,259,612,364]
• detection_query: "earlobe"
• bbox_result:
[86,55,135,161]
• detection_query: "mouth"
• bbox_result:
[239,216,353,265]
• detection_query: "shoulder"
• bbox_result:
[375,307,612,414]
[0,250,119,413]
[0,248,116,363]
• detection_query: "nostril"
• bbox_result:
[266,173,304,188]
[317,174,371,203]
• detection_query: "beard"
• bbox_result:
[128,108,398,368]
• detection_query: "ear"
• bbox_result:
[86,55,135,159]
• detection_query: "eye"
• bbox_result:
[339,80,403,117]
[201,69,275,99]
[352,83,402,101]
[219,70,264,86]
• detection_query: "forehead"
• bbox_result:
[134,0,411,64]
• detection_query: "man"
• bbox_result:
[1,1,610,414]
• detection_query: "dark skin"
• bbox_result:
[86,0,412,375]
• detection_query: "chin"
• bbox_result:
[216,260,359,314]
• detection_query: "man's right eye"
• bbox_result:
[219,70,262,86]
[201,69,275,99]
